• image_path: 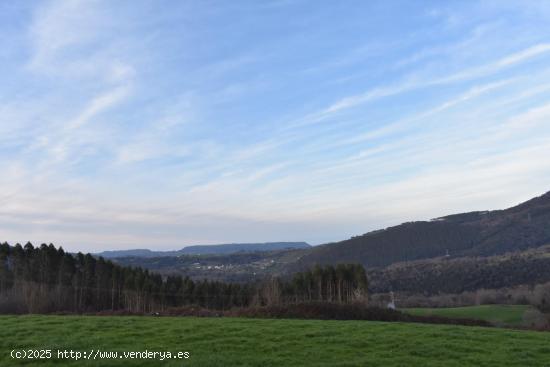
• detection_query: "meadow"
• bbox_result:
[2,315,550,366]
[403,305,545,328]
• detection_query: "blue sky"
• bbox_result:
[2,1,550,252]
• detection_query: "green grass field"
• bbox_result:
[2,315,550,366]
[403,305,545,327]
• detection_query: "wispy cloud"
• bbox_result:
[2,0,550,250]
[308,43,550,122]
[69,86,131,129]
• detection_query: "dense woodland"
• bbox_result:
[0,242,368,314]
[368,245,550,295]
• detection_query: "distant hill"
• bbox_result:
[106,248,307,283]
[294,191,550,269]
[97,242,310,258]
[97,249,172,258]
[178,242,310,255]
[99,191,550,290]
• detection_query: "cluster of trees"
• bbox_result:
[0,242,255,313]
[0,242,368,314]
[277,264,368,304]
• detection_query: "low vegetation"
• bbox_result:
[2,315,550,366]
[225,303,491,327]
[403,305,547,328]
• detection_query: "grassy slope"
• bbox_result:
[402,305,539,327]
[2,316,550,366]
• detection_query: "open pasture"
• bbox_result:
[2,315,550,366]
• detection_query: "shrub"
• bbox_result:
[225,302,492,327]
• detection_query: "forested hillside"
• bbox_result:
[368,245,550,295]
[110,249,305,282]
[295,191,550,269]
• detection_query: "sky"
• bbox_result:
[2,1,550,252]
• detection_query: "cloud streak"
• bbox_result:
[2,0,550,251]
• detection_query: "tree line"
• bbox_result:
[0,242,368,314]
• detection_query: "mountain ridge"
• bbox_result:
[293,190,550,269]
[99,191,550,282]
[97,242,311,258]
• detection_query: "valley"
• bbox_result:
[107,191,550,309]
